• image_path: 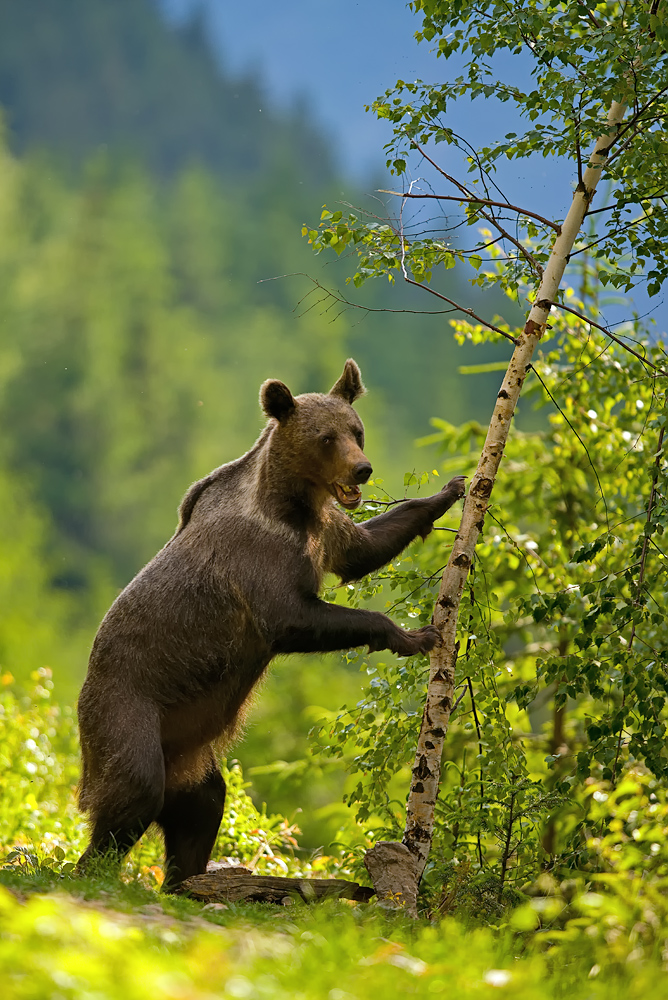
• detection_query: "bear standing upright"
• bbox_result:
[77,360,465,890]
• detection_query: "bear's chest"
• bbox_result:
[304,529,327,589]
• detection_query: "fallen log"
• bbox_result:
[182,868,375,906]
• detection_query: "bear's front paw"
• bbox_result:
[419,477,466,536]
[441,475,466,500]
[390,624,441,657]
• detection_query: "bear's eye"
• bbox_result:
[321,433,335,445]
[354,430,364,446]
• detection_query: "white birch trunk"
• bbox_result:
[402,100,627,878]
[363,100,627,908]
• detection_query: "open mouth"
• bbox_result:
[331,481,363,509]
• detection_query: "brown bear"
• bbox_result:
[77,359,465,890]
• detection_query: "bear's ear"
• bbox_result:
[260,379,296,422]
[329,358,366,404]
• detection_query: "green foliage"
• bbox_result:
[0,671,80,855]
[510,772,668,969]
[4,820,668,999]
[0,142,348,594]
[0,887,570,1000]
[0,679,319,887]
[311,280,668,890]
[0,467,92,694]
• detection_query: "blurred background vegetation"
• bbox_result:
[0,0,521,849]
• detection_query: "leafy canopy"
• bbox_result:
[307,2,668,297]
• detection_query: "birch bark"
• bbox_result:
[362,100,627,908]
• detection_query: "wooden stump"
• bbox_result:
[182,867,375,906]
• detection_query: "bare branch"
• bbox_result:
[377,190,562,233]
[402,277,518,344]
[290,272,519,345]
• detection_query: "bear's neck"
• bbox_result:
[253,435,329,533]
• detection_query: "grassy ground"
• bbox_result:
[1,865,667,1000]
[3,680,668,998]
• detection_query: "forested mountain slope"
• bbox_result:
[0,0,333,185]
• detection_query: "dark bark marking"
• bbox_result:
[413,755,431,781]
[471,477,493,499]
[407,823,431,843]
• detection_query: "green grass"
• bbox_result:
[1,868,668,1000]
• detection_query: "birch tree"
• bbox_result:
[307,1,668,912]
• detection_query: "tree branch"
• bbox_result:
[402,277,518,344]
[378,189,562,233]
[549,301,668,376]
[293,274,519,344]
[410,141,546,277]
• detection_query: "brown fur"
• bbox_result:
[77,359,465,889]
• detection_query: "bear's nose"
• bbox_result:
[352,462,373,484]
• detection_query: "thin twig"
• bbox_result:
[612,425,666,782]
[466,675,485,870]
[403,277,518,344]
[290,272,519,343]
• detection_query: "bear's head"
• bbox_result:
[259,359,371,509]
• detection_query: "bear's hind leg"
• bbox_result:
[77,705,166,876]
[158,757,226,893]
